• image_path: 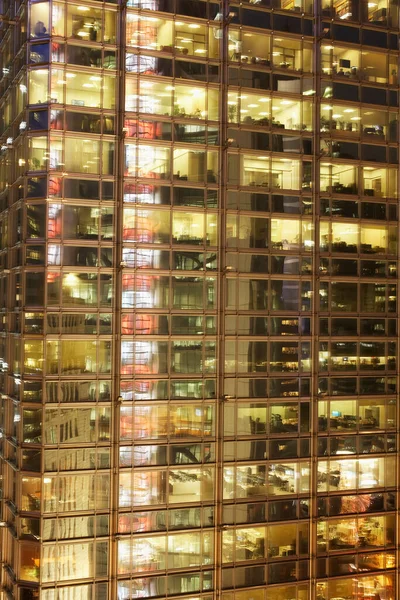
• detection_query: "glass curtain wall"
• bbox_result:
[0,0,397,598]
[118,2,220,599]
[316,8,398,600]
[0,0,117,596]
[223,2,314,600]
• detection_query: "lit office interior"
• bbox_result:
[0,0,397,598]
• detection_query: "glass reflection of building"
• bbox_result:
[0,0,398,597]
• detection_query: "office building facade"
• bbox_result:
[0,0,398,597]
